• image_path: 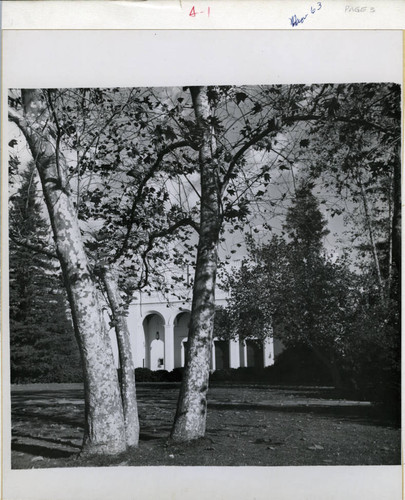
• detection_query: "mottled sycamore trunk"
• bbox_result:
[171,86,221,441]
[11,90,126,455]
[102,267,139,447]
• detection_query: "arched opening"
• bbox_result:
[143,313,165,370]
[174,311,191,368]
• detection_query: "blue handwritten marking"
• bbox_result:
[289,2,322,27]
[289,14,308,27]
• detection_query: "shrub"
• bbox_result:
[153,370,170,382]
[135,367,154,382]
[167,367,184,382]
[266,346,332,385]
[209,368,234,382]
[134,367,183,382]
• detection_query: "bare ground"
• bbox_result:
[10,383,400,468]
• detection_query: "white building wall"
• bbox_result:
[229,339,240,368]
[110,289,276,371]
[263,337,274,367]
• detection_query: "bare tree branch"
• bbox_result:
[114,140,196,260]
[137,216,200,289]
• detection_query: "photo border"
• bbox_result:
[2,26,403,500]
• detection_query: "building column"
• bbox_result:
[211,342,216,371]
[229,338,240,368]
[164,324,174,372]
[239,340,247,367]
[263,337,274,367]
[134,320,146,369]
[125,305,143,369]
[181,340,186,368]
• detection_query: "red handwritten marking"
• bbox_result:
[189,6,211,17]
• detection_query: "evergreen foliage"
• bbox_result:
[9,166,83,383]
[224,184,400,402]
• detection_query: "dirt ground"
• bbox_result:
[10,383,400,468]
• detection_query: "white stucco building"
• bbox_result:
[109,288,283,372]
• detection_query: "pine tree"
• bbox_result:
[226,184,352,388]
[9,165,82,383]
[284,183,329,254]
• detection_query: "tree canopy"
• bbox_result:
[8,83,401,448]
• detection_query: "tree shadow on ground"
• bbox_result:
[139,432,168,441]
[207,402,400,428]
[12,442,76,459]
[11,388,85,400]
[12,432,81,449]
[12,410,84,428]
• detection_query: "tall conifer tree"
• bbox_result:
[9,165,82,383]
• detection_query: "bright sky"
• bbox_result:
[8,85,381,293]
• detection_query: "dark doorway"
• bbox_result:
[214,341,230,369]
[246,340,264,368]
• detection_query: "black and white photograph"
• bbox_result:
[2,28,402,500]
[7,81,401,467]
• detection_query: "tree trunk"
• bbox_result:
[391,145,401,296]
[387,176,393,289]
[357,173,385,301]
[102,266,140,448]
[10,90,127,455]
[171,86,221,441]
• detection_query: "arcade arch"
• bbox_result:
[142,313,165,370]
[136,302,275,371]
[173,311,191,368]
